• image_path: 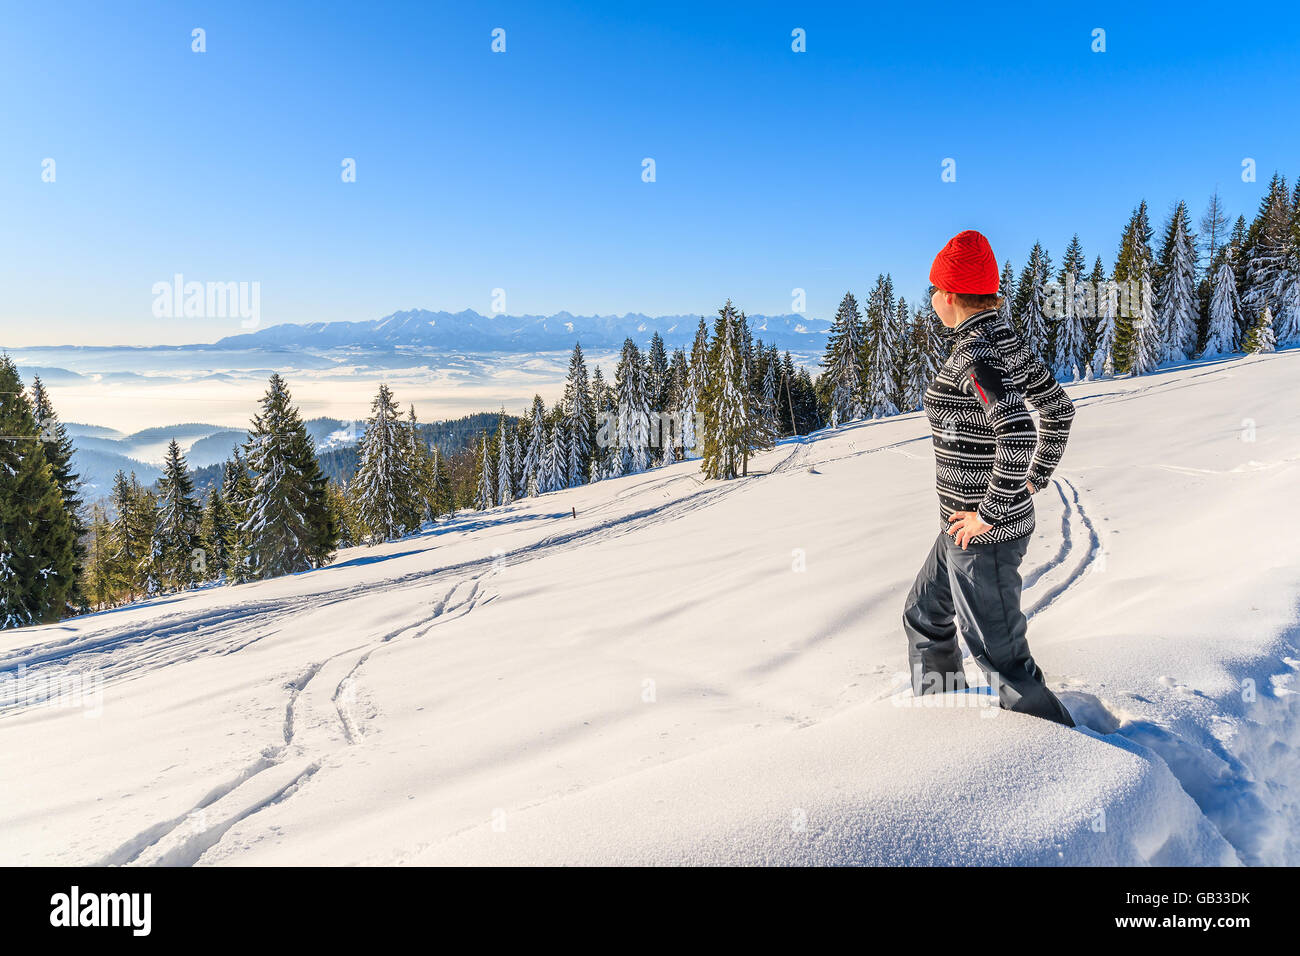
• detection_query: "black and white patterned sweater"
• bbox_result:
[921,308,1075,545]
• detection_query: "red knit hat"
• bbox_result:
[929,230,999,294]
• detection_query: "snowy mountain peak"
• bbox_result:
[213,308,831,353]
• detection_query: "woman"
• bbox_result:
[902,230,1076,727]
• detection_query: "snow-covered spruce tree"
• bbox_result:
[563,343,594,487]
[506,423,523,495]
[1091,276,1119,378]
[615,337,650,475]
[1083,256,1107,373]
[737,313,776,473]
[1241,173,1294,343]
[646,332,669,421]
[1054,270,1086,382]
[1156,200,1201,363]
[84,504,114,609]
[907,303,943,409]
[200,479,234,581]
[407,406,439,525]
[663,347,690,461]
[1130,264,1162,375]
[889,296,913,412]
[1014,243,1052,360]
[997,259,1017,328]
[241,373,338,579]
[324,480,361,549]
[864,276,899,418]
[496,408,515,505]
[475,432,494,510]
[1054,235,1087,376]
[1205,257,1243,356]
[153,439,202,590]
[823,291,866,426]
[431,445,453,518]
[112,474,158,600]
[522,395,545,494]
[541,415,568,493]
[29,375,85,610]
[761,348,779,429]
[1113,201,1157,372]
[0,358,78,628]
[700,300,748,480]
[1243,304,1277,354]
[221,450,254,583]
[352,383,420,544]
[684,318,709,458]
[588,366,613,479]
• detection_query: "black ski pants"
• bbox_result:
[902,528,1075,727]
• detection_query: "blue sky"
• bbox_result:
[2,0,1298,346]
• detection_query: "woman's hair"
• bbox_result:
[953,292,1004,311]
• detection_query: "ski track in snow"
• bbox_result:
[94,572,495,866]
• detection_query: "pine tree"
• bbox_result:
[154,439,202,589]
[29,376,85,610]
[407,406,439,525]
[0,357,78,627]
[1050,237,1087,380]
[1241,173,1294,342]
[1113,201,1156,372]
[106,472,154,602]
[665,348,690,461]
[908,303,944,409]
[563,343,594,486]
[888,296,913,411]
[1131,263,1162,375]
[541,416,567,492]
[863,276,900,418]
[324,480,361,548]
[646,332,669,418]
[475,432,494,510]
[615,338,650,474]
[1156,200,1200,363]
[761,350,779,426]
[242,373,337,578]
[998,260,1017,330]
[737,313,776,471]
[522,395,545,494]
[496,409,515,504]
[222,451,254,583]
[1200,189,1230,273]
[1091,273,1119,378]
[84,503,114,609]
[684,319,709,459]
[700,300,748,480]
[201,481,235,580]
[352,383,419,544]
[1243,305,1277,353]
[1015,243,1051,358]
[431,445,452,517]
[824,292,866,425]
[1205,258,1242,356]
[589,366,614,479]
[1083,256,1107,371]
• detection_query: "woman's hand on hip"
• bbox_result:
[947,511,993,549]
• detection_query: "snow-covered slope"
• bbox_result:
[2,351,1297,866]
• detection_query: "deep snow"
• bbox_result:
[2,350,1297,866]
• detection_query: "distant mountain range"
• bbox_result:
[213,309,831,354]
